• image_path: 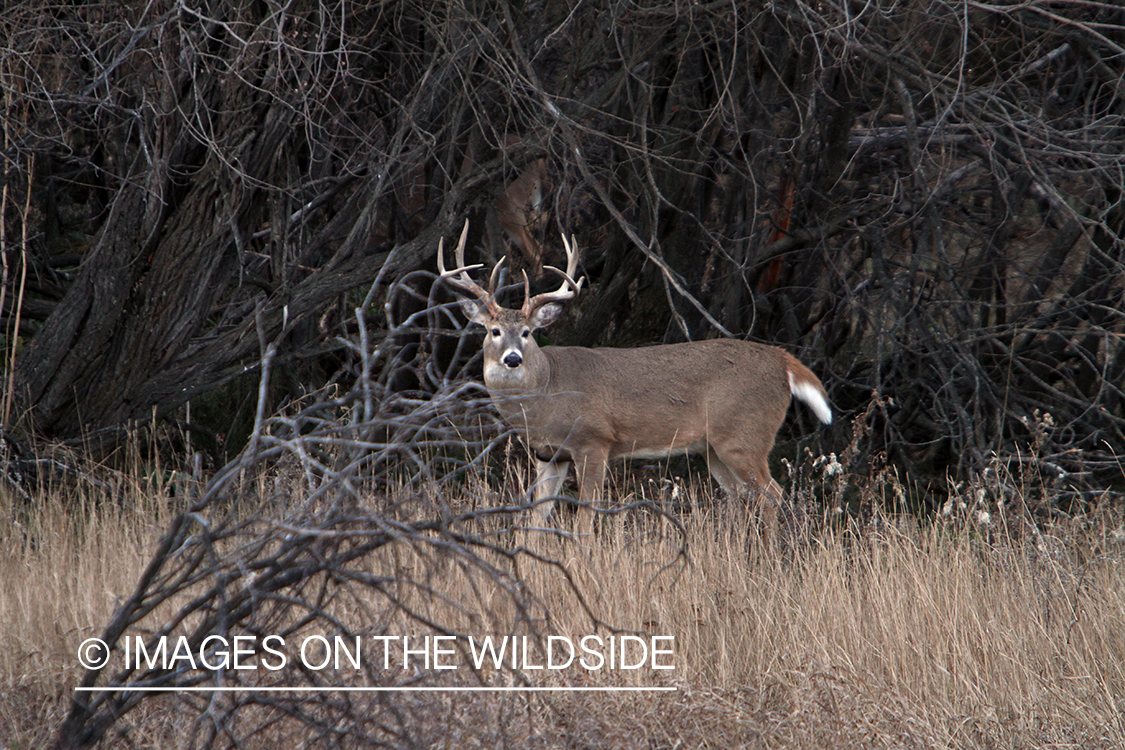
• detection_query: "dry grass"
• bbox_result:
[0,461,179,747]
[2,463,1124,748]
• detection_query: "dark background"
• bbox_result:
[2,0,1122,509]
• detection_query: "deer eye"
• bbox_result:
[521,329,530,338]
[491,328,502,337]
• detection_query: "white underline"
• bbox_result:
[76,685,676,693]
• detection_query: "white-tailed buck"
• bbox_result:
[439,221,831,529]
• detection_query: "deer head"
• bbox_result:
[438,220,583,389]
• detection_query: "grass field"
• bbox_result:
[2,459,1124,748]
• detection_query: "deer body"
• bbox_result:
[493,157,549,274]
[490,339,829,512]
[438,222,831,528]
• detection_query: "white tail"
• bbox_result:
[439,221,831,529]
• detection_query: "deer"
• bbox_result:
[492,152,549,276]
[438,220,832,532]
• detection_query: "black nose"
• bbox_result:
[503,352,523,368]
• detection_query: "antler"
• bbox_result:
[437,220,502,315]
[522,232,585,316]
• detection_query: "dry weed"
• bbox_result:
[3,464,1123,748]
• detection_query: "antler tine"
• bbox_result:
[488,255,508,293]
[540,232,583,290]
[559,233,580,280]
[523,232,585,314]
[437,220,495,306]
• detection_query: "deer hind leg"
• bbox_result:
[754,455,783,502]
[704,445,745,498]
[529,458,571,527]
[706,442,782,498]
[707,443,784,545]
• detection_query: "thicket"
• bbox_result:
[2,1,1124,497]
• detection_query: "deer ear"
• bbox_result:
[529,302,563,330]
[458,297,491,326]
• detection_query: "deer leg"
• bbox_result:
[530,458,571,526]
[573,448,609,535]
[707,445,782,498]
[709,442,781,499]
[753,456,783,503]
[709,444,782,544]
[704,446,745,499]
[752,455,784,549]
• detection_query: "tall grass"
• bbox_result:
[505,495,1125,748]
[2,461,1123,748]
[0,458,179,745]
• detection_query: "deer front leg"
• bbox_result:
[572,448,610,536]
[529,457,571,527]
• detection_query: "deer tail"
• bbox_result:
[784,353,832,425]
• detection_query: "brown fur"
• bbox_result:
[440,224,831,532]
